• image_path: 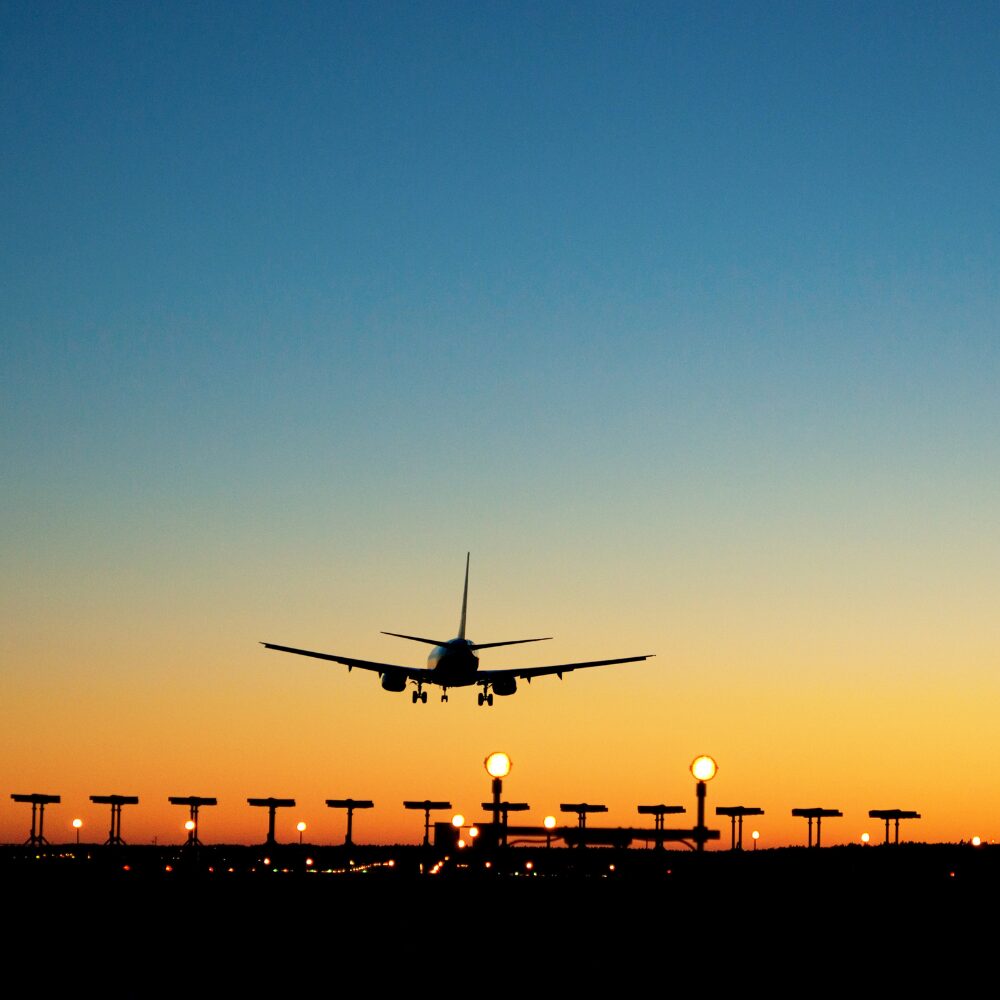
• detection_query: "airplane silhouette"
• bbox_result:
[262,555,652,705]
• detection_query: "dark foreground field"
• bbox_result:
[4,843,992,988]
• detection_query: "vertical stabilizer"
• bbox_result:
[458,553,470,639]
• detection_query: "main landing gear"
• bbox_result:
[477,691,494,707]
[411,688,427,704]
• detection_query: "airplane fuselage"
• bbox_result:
[427,638,480,686]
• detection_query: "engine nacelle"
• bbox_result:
[380,673,407,693]
[492,676,517,697]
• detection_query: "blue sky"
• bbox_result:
[2,2,999,843]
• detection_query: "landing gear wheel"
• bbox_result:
[487,693,494,706]
[477,693,485,706]
[411,690,419,704]
[441,693,448,703]
[420,691,427,704]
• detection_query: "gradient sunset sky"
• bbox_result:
[3,2,998,848]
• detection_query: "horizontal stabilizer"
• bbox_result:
[470,637,553,651]
[381,631,452,648]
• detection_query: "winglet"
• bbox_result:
[458,552,470,640]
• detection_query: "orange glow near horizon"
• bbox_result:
[4,560,1000,850]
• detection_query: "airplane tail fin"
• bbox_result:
[458,552,470,640]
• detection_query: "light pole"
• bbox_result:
[326,799,374,847]
[72,818,82,845]
[485,751,510,844]
[751,829,759,851]
[485,752,511,828]
[297,821,307,846]
[690,755,718,853]
[543,815,556,848]
[168,796,217,847]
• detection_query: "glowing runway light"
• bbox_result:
[690,755,718,782]
[452,814,465,828]
[485,752,511,778]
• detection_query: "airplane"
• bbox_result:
[262,554,653,705]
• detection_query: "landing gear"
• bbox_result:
[477,691,494,707]
[441,691,449,703]
[411,688,427,704]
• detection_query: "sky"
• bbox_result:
[2,1,998,849]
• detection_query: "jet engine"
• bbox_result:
[492,676,517,697]
[380,673,407,692]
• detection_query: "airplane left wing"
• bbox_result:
[260,642,434,683]
[479,654,653,683]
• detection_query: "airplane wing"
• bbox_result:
[260,642,434,682]
[479,654,652,683]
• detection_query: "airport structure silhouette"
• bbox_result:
[5,754,991,892]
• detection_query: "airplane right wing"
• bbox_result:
[480,654,653,683]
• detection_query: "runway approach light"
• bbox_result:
[972,836,982,847]
[690,755,718,853]
[861,832,870,844]
[690,756,718,782]
[544,815,556,830]
[485,752,511,779]
[452,814,465,828]
[185,820,196,831]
